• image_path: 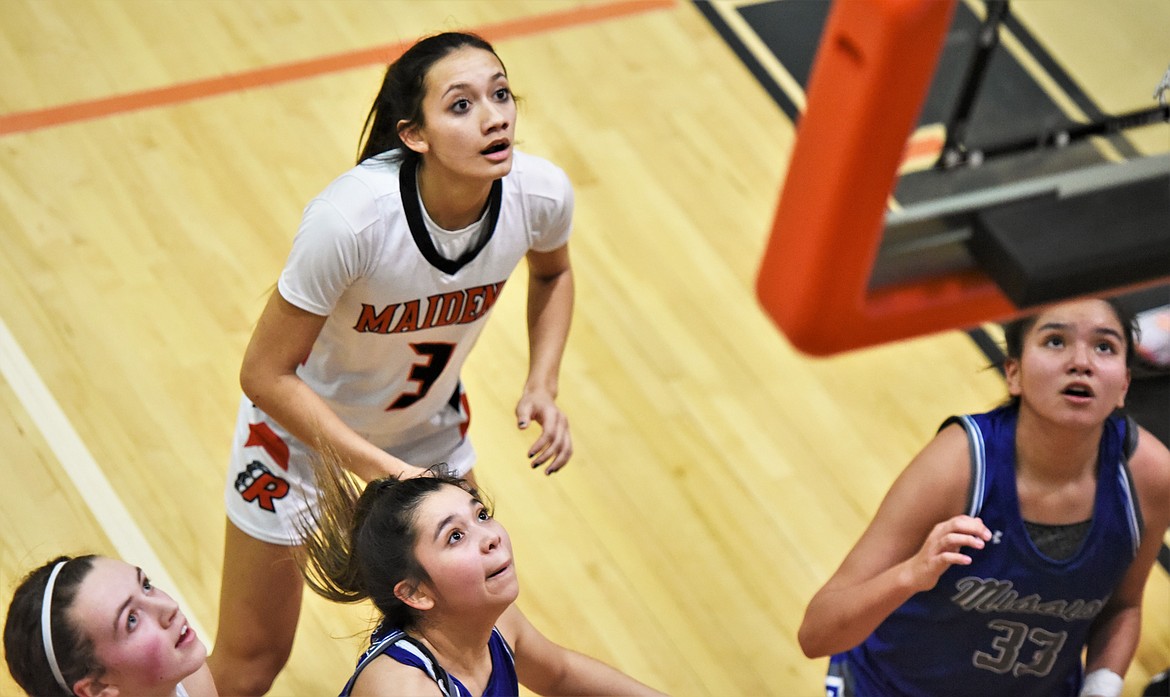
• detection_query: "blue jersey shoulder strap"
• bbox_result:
[340,628,459,697]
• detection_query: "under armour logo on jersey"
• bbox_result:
[235,461,290,513]
[991,530,1003,544]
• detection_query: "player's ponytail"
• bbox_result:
[298,444,372,604]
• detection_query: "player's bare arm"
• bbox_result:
[517,244,574,473]
[241,290,420,481]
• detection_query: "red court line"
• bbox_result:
[0,0,674,136]
[902,134,944,163]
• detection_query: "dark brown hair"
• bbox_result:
[357,32,501,167]
[297,452,485,630]
[4,555,101,696]
[1002,297,1137,367]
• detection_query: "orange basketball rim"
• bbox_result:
[756,0,1017,356]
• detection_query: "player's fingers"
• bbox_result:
[528,430,553,464]
[542,430,573,474]
[535,425,573,474]
[938,551,974,567]
[516,401,534,429]
[930,518,990,548]
[935,532,986,558]
[530,420,569,468]
[949,515,993,539]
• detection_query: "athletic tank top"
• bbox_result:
[837,405,1142,696]
[339,622,518,697]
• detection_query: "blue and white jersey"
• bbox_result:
[340,622,519,697]
[834,405,1142,697]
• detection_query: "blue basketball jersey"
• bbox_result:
[833,405,1142,697]
[340,622,518,697]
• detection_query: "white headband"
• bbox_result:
[40,560,71,694]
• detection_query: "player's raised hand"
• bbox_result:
[516,389,572,474]
[906,515,992,591]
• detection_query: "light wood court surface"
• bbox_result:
[0,1,1166,695]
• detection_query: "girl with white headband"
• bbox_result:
[4,555,216,697]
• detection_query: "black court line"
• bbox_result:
[1001,12,1141,161]
[699,0,1170,573]
[692,2,801,120]
[966,329,1005,375]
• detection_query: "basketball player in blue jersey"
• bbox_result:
[210,33,577,694]
[298,455,665,697]
[800,297,1170,697]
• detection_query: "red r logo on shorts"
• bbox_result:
[235,461,290,513]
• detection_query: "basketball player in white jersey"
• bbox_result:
[209,32,576,695]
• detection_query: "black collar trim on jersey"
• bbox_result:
[400,160,503,275]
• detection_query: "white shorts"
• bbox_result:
[223,393,475,546]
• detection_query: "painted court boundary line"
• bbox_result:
[0,0,674,136]
[0,317,208,641]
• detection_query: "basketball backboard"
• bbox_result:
[755,0,1170,356]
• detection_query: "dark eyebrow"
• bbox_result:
[1095,327,1124,343]
[1036,321,1124,343]
[113,568,144,636]
[432,499,481,542]
[441,73,508,99]
[441,83,468,99]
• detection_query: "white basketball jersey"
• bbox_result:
[278,150,573,446]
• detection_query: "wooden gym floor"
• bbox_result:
[1,1,1166,695]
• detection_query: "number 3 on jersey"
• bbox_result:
[973,619,1067,678]
[387,342,455,410]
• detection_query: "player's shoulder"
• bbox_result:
[321,157,400,202]
[895,420,975,506]
[509,149,559,174]
[351,652,443,696]
[306,157,403,232]
[1130,424,1170,503]
[507,150,571,197]
[925,420,972,462]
